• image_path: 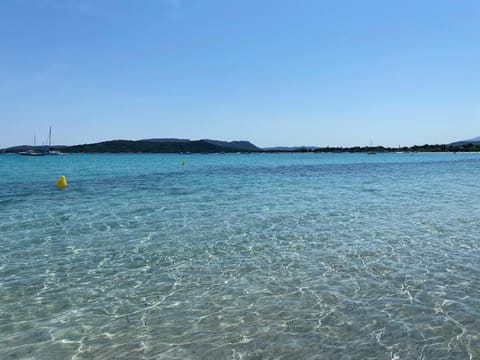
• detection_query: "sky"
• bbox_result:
[0,0,479,148]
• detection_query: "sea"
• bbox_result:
[0,152,479,359]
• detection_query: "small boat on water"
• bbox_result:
[367,141,376,155]
[19,149,47,156]
[19,135,47,156]
[19,127,62,156]
[46,126,62,155]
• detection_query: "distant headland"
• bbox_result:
[1,137,480,154]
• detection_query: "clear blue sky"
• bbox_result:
[1,0,479,148]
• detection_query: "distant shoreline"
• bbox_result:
[2,150,480,156]
[2,138,480,154]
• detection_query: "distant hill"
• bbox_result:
[3,138,480,154]
[0,139,259,154]
[202,139,260,151]
[140,138,190,143]
[139,139,259,151]
[450,136,480,147]
[62,139,258,153]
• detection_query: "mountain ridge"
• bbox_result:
[449,136,480,147]
[61,139,258,153]
[2,137,480,153]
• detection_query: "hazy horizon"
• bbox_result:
[3,134,479,150]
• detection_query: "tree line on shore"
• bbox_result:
[283,143,480,153]
[2,140,480,154]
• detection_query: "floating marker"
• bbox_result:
[182,160,186,166]
[57,175,67,189]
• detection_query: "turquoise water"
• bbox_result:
[1,153,480,359]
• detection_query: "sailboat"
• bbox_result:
[367,141,376,155]
[19,135,47,156]
[19,127,61,156]
[46,126,61,155]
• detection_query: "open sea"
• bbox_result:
[1,152,479,360]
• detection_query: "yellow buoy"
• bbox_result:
[57,175,67,189]
[182,160,186,166]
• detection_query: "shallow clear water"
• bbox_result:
[1,153,479,359]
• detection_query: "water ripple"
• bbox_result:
[0,153,479,359]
